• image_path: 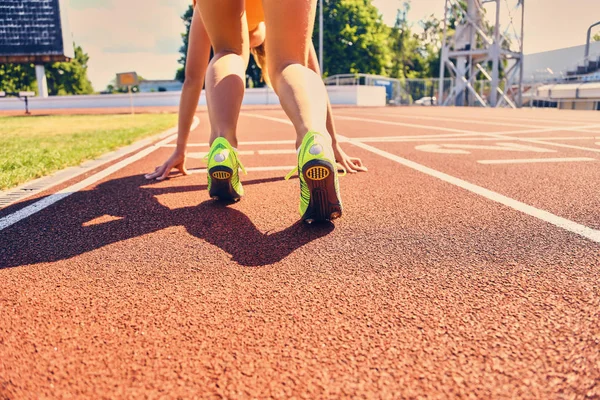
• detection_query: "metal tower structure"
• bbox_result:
[438,0,525,108]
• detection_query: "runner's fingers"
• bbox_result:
[342,159,357,174]
[156,163,175,181]
[145,168,162,180]
[350,157,368,171]
[350,157,363,166]
[178,164,189,176]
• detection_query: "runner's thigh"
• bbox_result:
[261,0,317,69]
[197,0,248,55]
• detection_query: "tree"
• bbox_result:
[0,63,36,93]
[45,45,94,95]
[387,2,444,80]
[593,33,600,42]
[312,0,392,77]
[0,44,94,95]
[175,5,195,83]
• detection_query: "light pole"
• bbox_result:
[585,21,600,63]
[319,0,324,74]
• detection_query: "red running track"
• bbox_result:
[1,106,600,398]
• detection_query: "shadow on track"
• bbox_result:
[0,175,333,269]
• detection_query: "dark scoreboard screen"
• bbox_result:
[0,0,74,63]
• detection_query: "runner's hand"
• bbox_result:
[144,150,188,181]
[333,142,367,173]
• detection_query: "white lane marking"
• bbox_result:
[344,110,600,129]
[356,136,596,143]
[0,117,201,232]
[189,165,295,174]
[488,136,600,154]
[163,143,208,148]
[335,115,600,137]
[244,112,600,244]
[340,111,555,129]
[415,143,555,154]
[337,115,600,154]
[188,150,255,159]
[477,157,596,165]
[336,115,472,134]
[257,149,297,155]
[166,136,598,147]
[481,126,600,135]
[348,139,600,244]
[349,110,600,125]
[162,139,296,148]
[187,149,297,158]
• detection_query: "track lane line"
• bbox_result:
[188,165,296,174]
[340,111,560,129]
[0,117,200,232]
[355,136,597,143]
[347,139,600,244]
[335,115,600,154]
[335,115,600,136]
[353,109,600,125]
[162,140,297,147]
[243,112,600,244]
[477,157,596,165]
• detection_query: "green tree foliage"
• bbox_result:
[0,63,36,93]
[46,45,94,95]
[387,3,443,80]
[593,33,600,42]
[313,0,392,77]
[175,5,194,83]
[0,44,94,95]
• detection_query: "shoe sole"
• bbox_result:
[208,165,241,201]
[301,159,342,223]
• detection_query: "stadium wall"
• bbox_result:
[0,86,386,111]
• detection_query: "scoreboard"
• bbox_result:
[0,0,74,63]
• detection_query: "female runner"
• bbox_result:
[146,0,367,222]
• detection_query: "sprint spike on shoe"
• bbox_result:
[285,131,342,222]
[206,137,246,201]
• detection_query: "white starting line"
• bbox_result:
[161,139,296,148]
[477,157,596,165]
[187,149,297,159]
[189,165,296,174]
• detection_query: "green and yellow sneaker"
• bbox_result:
[206,137,246,201]
[285,131,343,223]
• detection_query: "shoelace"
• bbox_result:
[204,149,247,174]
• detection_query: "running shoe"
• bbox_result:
[206,137,246,201]
[285,131,343,223]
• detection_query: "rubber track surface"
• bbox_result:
[1,107,599,399]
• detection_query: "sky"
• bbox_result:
[66,0,600,91]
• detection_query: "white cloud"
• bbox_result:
[66,0,190,90]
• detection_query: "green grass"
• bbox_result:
[0,114,178,190]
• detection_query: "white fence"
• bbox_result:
[0,86,386,111]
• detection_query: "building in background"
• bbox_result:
[139,80,183,93]
[529,42,600,111]
[524,42,600,82]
